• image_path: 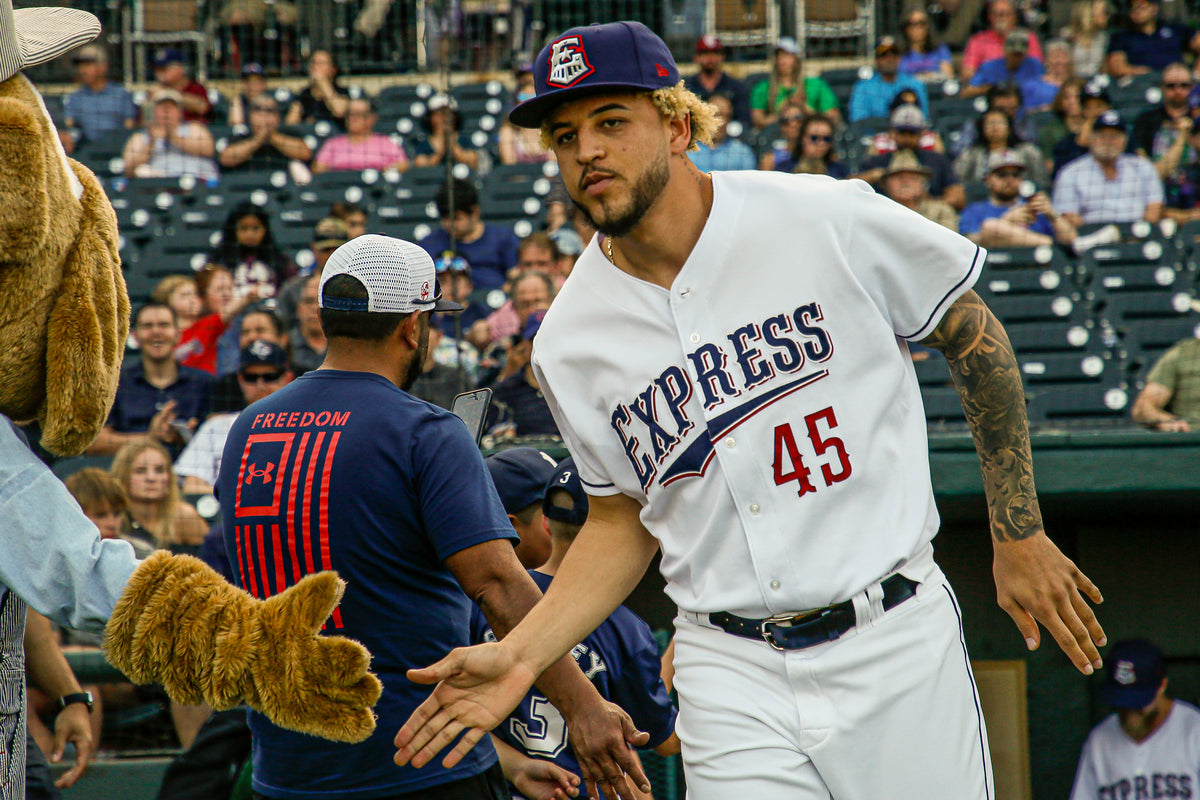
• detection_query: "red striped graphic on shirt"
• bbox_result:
[271,524,285,594]
[300,431,325,575]
[318,431,341,628]
[285,432,310,581]
[236,525,252,597]
[240,525,258,598]
[256,524,271,598]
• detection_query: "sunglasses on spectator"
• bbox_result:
[992,169,1023,178]
[1164,82,1193,89]
[781,116,803,124]
[807,134,832,143]
[240,370,284,383]
[251,104,278,112]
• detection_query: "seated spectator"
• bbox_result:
[950,83,1032,158]
[485,257,556,345]
[148,47,213,124]
[1159,118,1200,221]
[121,91,218,181]
[688,93,756,172]
[209,307,290,415]
[411,94,482,171]
[88,303,212,456]
[898,7,954,82]
[288,273,326,375]
[61,44,137,153]
[218,94,311,172]
[276,216,349,328]
[169,266,264,374]
[225,61,269,127]
[751,37,841,129]
[312,97,408,174]
[432,252,490,347]
[684,35,751,127]
[1131,64,1195,198]
[954,108,1048,186]
[1064,0,1110,79]
[855,105,965,209]
[499,65,553,165]
[963,30,1045,99]
[1051,81,1112,175]
[962,0,1044,81]
[542,192,586,258]
[1037,79,1086,168]
[1052,110,1164,225]
[285,49,349,128]
[1131,337,1200,431]
[176,341,293,494]
[208,200,296,298]
[849,36,929,122]
[960,150,1079,248]
[1021,39,1075,111]
[409,326,467,411]
[111,437,207,552]
[866,95,944,156]
[419,177,519,291]
[1105,0,1200,78]
[487,311,560,439]
[331,200,369,238]
[790,113,847,178]
[758,107,805,171]
[882,151,958,230]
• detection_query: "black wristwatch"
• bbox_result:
[58,691,94,713]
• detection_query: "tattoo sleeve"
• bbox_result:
[921,290,1043,542]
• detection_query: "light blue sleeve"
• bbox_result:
[0,419,139,632]
[848,80,870,123]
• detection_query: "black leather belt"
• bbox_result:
[709,574,920,651]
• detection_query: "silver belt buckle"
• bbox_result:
[759,609,820,651]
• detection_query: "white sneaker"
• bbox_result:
[1073,224,1121,254]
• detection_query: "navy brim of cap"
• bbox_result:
[1099,682,1159,709]
[434,297,464,312]
[509,81,665,129]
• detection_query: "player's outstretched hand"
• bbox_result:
[566,699,652,800]
[395,641,538,769]
[993,530,1106,675]
[510,756,581,800]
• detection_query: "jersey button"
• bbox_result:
[689,333,700,344]
[749,503,760,514]
[724,437,735,448]
[770,580,781,590]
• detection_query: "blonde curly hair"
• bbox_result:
[538,82,719,152]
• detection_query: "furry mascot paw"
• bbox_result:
[105,552,382,743]
[0,0,380,751]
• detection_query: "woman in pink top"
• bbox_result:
[312,97,409,174]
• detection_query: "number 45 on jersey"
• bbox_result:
[772,406,852,497]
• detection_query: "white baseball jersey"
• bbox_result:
[532,171,983,616]
[1069,701,1200,800]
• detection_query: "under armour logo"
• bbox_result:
[245,462,275,485]
[547,35,594,87]
[1114,660,1137,685]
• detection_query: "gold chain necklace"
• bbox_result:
[605,235,615,264]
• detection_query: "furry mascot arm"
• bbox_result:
[0,11,380,748]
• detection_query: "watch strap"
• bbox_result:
[58,691,94,713]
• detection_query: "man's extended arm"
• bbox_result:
[436,525,657,799]
[921,290,1105,673]
[24,609,94,788]
[397,493,660,794]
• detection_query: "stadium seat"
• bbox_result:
[911,354,953,387]
[1017,347,1122,386]
[1004,319,1100,355]
[982,292,1091,327]
[978,252,1079,294]
[1025,382,1134,425]
[920,385,967,425]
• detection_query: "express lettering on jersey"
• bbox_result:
[611,303,834,493]
[1098,773,1193,799]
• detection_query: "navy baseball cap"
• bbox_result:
[509,21,680,129]
[239,340,288,371]
[1094,109,1126,132]
[153,47,185,68]
[543,457,589,526]
[486,447,559,514]
[1099,639,1165,709]
[519,308,547,342]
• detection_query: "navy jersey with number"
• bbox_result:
[470,570,677,797]
[217,369,517,800]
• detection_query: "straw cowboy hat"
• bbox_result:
[0,0,101,83]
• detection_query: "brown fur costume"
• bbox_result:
[0,65,379,743]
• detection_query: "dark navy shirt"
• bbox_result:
[217,369,516,799]
[488,372,560,437]
[1109,24,1196,71]
[470,570,676,798]
[107,360,212,432]
[420,225,520,291]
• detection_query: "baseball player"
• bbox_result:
[472,458,680,798]
[217,235,649,800]
[1070,639,1200,800]
[395,22,1105,800]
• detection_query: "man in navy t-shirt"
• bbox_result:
[420,178,520,292]
[471,459,681,798]
[217,235,648,800]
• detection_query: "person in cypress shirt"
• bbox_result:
[216,234,650,800]
[420,178,520,292]
[87,303,212,456]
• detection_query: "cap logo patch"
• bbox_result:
[1115,660,1137,685]
[547,35,594,87]
[420,280,431,300]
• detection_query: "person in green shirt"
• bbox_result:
[750,37,842,129]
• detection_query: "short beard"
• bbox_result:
[402,315,430,391]
[572,152,671,237]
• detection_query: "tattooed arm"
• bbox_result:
[921,290,1107,674]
